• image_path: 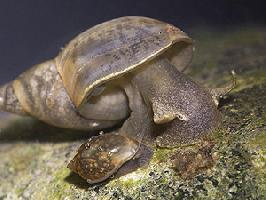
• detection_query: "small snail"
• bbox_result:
[0,16,234,184]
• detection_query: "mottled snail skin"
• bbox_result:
[132,57,221,146]
[0,16,231,184]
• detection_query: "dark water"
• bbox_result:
[0,0,265,84]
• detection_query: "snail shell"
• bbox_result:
[55,16,193,109]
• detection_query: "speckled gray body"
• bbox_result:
[132,58,221,146]
[0,16,229,184]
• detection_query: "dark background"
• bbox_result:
[0,0,265,84]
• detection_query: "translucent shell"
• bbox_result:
[67,134,139,184]
[55,16,193,108]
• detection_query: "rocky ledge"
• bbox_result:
[0,26,265,200]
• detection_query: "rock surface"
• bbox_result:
[0,26,265,200]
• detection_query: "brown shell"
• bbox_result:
[55,16,193,107]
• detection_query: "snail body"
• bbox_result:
[0,16,233,183]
